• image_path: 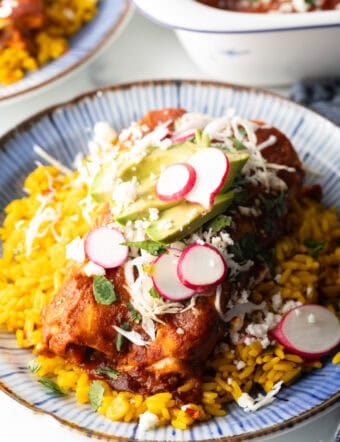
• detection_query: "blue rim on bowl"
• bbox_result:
[0,0,132,102]
[0,79,339,441]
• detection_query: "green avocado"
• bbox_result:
[90,141,198,204]
[115,150,249,222]
[219,151,249,193]
[146,191,235,243]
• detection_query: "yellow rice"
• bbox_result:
[0,165,339,429]
[0,0,97,85]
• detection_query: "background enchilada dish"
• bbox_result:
[0,0,131,101]
[0,80,339,441]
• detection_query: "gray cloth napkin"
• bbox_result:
[290,79,340,125]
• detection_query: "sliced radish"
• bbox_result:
[185,148,229,209]
[171,129,195,144]
[177,243,227,290]
[85,226,128,269]
[155,163,197,201]
[151,249,195,301]
[269,304,340,359]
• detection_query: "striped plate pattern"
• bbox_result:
[0,0,131,101]
[0,80,339,441]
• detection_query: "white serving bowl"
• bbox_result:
[133,0,340,86]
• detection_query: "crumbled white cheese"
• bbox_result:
[83,261,105,277]
[272,293,282,312]
[94,121,117,145]
[281,300,302,314]
[113,177,138,209]
[149,208,159,221]
[238,206,262,217]
[245,311,281,349]
[66,236,85,263]
[292,0,311,12]
[235,360,246,370]
[306,286,313,295]
[237,381,283,412]
[138,411,160,431]
[176,327,184,335]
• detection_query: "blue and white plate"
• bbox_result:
[0,80,339,441]
[0,1,132,102]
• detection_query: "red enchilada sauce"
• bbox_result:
[197,0,340,12]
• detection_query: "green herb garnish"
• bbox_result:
[116,322,130,352]
[195,129,210,148]
[126,302,142,323]
[149,287,161,299]
[207,215,232,233]
[304,240,324,258]
[259,192,287,217]
[38,377,68,396]
[305,0,315,5]
[93,275,116,305]
[95,367,119,380]
[122,240,167,256]
[229,136,247,151]
[230,233,276,277]
[89,381,104,411]
[27,359,41,374]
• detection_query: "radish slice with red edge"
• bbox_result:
[85,226,128,269]
[151,249,195,301]
[156,163,197,201]
[185,148,229,209]
[269,304,340,359]
[171,129,195,144]
[177,243,227,290]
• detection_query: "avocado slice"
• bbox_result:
[146,191,235,243]
[115,150,249,222]
[90,141,198,203]
[114,191,178,223]
[91,162,115,203]
[220,151,249,193]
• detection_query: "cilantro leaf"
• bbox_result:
[116,322,129,352]
[38,377,68,396]
[304,240,324,258]
[149,287,161,299]
[207,215,232,233]
[259,192,287,217]
[122,240,167,256]
[126,302,142,323]
[95,367,119,380]
[89,381,104,411]
[93,275,116,305]
[229,136,247,151]
[27,359,41,374]
[230,233,275,277]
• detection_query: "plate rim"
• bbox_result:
[0,78,339,441]
[0,0,132,103]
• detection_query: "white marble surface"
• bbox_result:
[0,8,339,442]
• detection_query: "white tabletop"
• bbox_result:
[0,8,339,442]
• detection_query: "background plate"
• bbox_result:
[0,0,132,102]
[0,80,339,441]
